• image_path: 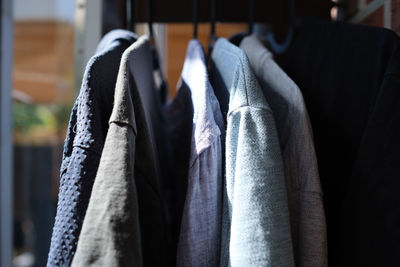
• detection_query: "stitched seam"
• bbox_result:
[109,120,137,136]
[188,136,221,169]
[228,105,273,118]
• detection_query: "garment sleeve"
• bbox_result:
[223,106,295,267]
[71,123,143,267]
[287,112,328,267]
[48,146,101,266]
[177,137,223,267]
[48,103,103,267]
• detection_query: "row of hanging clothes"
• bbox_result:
[47,0,400,265]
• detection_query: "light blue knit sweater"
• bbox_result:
[211,38,295,267]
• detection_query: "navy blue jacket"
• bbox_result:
[47,30,137,267]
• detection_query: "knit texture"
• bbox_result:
[211,38,295,267]
[47,30,136,267]
[71,35,171,267]
[241,34,327,267]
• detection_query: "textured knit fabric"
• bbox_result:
[210,38,295,267]
[71,36,171,267]
[240,35,327,267]
[277,17,400,266]
[47,30,136,267]
[175,39,224,267]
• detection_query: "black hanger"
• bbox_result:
[147,0,154,38]
[147,0,168,103]
[127,0,135,32]
[193,0,199,39]
[210,0,216,40]
[228,0,254,46]
[207,0,217,59]
[248,0,254,35]
[266,0,296,55]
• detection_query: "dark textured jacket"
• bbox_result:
[71,35,171,267]
[47,30,137,267]
[277,18,400,267]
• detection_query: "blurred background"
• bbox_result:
[1,0,399,266]
[12,1,75,267]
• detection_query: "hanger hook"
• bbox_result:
[147,0,154,38]
[210,0,216,39]
[127,0,135,31]
[266,0,296,55]
[248,0,254,34]
[207,0,217,60]
[193,0,199,39]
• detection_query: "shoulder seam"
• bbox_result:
[109,120,137,135]
[228,104,273,117]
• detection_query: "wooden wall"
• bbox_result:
[13,21,75,104]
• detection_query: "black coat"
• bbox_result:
[277,17,400,267]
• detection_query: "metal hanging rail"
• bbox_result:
[102,0,332,34]
[0,0,14,265]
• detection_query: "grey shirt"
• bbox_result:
[240,35,328,267]
[176,39,224,267]
[71,36,170,267]
[211,38,295,267]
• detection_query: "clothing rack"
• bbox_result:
[102,0,332,34]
